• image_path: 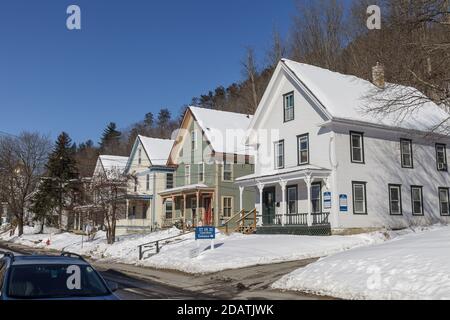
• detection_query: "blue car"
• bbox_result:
[0,251,119,300]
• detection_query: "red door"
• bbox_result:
[203,197,212,226]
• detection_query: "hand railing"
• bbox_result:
[312,212,330,225]
[138,231,194,260]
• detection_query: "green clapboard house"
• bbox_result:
[159,106,256,228]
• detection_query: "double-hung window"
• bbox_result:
[297,134,309,165]
[436,144,447,171]
[389,184,402,215]
[400,139,413,168]
[134,177,138,192]
[146,174,150,191]
[223,163,232,181]
[283,92,294,122]
[287,186,298,214]
[198,163,204,182]
[191,131,197,151]
[352,182,367,214]
[138,148,142,165]
[350,132,364,163]
[165,201,173,219]
[166,173,173,189]
[222,197,233,218]
[411,186,423,216]
[185,165,191,185]
[439,188,450,216]
[311,183,322,214]
[274,140,285,169]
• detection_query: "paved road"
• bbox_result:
[1,241,330,300]
[0,243,212,300]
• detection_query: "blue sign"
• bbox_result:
[339,194,348,212]
[324,192,332,209]
[195,226,216,240]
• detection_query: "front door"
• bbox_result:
[203,197,212,226]
[263,187,276,225]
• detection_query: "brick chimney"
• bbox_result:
[372,62,385,89]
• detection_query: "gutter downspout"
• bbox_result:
[329,133,340,229]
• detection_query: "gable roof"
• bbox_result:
[251,58,449,134]
[189,106,253,155]
[137,135,174,166]
[97,155,128,179]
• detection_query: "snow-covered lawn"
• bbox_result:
[273,225,450,300]
[1,225,394,275]
[138,231,391,274]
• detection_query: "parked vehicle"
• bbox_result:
[0,251,119,300]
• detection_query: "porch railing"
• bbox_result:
[312,212,330,225]
[259,212,330,226]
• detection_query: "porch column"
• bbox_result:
[279,179,287,226]
[257,182,264,226]
[305,174,313,226]
[183,194,187,231]
[126,199,129,220]
[196,191,200,226]
[239,186,244,212]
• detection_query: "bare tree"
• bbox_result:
[0,132,51,236]
[91,168,128,244]
[241,47,260,113]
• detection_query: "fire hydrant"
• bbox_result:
[46,239,51,246]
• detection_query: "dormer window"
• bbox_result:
[283,92,294,122]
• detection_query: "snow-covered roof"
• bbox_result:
[281,59,449,133]
[189,106,253,155]
[159,183,212,195]
[138,135,175,166]
[99,155,128,179]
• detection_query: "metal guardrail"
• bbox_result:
[138,231,194,260]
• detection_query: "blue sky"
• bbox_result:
[0,0,296,144]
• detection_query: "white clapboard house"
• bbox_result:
[236,59,450,234]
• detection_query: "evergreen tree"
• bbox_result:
[99,122,121,152]
[144,112,154,128]
[45,132,79,229]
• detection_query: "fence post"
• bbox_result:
[139,245,142,260]
[156,241,160,254]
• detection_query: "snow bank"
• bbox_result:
[139,230,391,274]
[0,226,182,262]
[273,225,450,300]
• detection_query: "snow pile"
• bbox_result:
[273,225,450,300]
[140,230,391,274]
[0,226,182,262]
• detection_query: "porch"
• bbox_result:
[116,194,153,235]
[236,166,332,235]
[159,184,216,229]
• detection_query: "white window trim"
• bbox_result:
[198,162,205,182]
[222,162,233,182]
[191,130,198,151]
[389,184,402,216]
[185,165,191,185]
[411,186,423,216]
[439,188,450,216]
[400,139,413,168]
[352,182,367,214]
[350,132,364,163]
[165,201,173,219]
[222,196,234,218]
[274,140,285,169]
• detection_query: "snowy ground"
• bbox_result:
[1,225,394,275]
[273,225,450,300]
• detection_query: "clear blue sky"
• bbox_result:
[0,0,296,144]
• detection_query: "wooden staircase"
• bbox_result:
[223,209,257,235]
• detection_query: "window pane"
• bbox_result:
[352,147,362,162]
[354,185,364,200]
[413,201,422,214]
[390,188,399,201]
[354,201,364,212]
[391,201,399,213]
[352,135,361,148]
[412,188,421,201]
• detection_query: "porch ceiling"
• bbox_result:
[236,165,331,187]
[159,183,215,198]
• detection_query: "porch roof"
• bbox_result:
[159,184,214,197]
[235,165,331,186]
